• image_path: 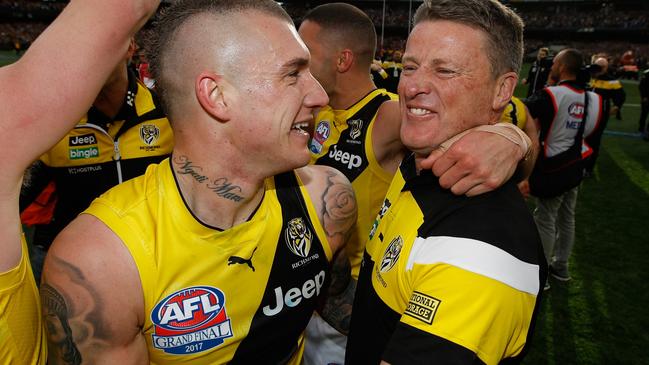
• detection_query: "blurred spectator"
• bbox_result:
[522,47,552,97]
[584,57,625,176]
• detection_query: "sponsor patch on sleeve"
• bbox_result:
[404,291,440,325]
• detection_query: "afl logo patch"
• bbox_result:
[568,103,585,119]
[151,286,233,355]
[380,236,403,273]
[309,120,330,154]
[285,217,313,258]
[347,119,363,140]
[140,124,160,146]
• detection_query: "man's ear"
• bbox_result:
[336,49,354,73]
[492,71,518,111]
[196,72,230,122]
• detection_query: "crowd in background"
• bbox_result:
[3,1,649,72]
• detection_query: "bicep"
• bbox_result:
[42,214,147,364]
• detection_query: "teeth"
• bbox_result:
[409,107,430,116]
[292,122,309,132]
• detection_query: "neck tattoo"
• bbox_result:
[173,155,245,202]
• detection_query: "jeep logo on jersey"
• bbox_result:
[262,270,326,316]
[151,286,233,355]
[380,236,403,273]
[309,120,331,154]
[328,144,362,170]
[68,133,97,146]
[140,124,160,146]
[347,119,363,140]
[285,217,313,258]
[568,103,585,119]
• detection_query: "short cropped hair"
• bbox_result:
[145,0,292,116]
[413,0,524,77]
[559,48,584,76]
[302,3,377,67]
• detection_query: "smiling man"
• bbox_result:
[346,1,547,364]
[41,1,357,363]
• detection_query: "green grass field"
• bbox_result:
[3,51,647,363]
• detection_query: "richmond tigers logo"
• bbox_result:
[140,124,160,146]
[347,119,363,140]
[380,236,403,273]
[285,217,313,258]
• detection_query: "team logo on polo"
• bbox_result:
[151,286,233,355]
[69,133,99,160]
[309,120,331,154]
[347,119,363,140]
[380,236,403,273]
[285,217,312,258]
[140,124,160,145]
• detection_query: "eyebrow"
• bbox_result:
[403,55,451,68]
[280,57,309,74]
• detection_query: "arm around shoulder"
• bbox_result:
[41,213,148,364]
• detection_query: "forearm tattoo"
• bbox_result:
[320,171,357,244]
[41,255,111,364]
[320,252,356,335]
[173,155,245,202]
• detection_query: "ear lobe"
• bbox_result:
[336,49,354,73]
[196,72,230,122]
[492,72,518,111]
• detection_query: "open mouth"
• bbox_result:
[291,121,311,136]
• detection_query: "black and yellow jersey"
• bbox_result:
[346,153,546,365]
[589,75,625,116]
[501,96,528,129]
[84,158,332,364]
[309,89,397,279]
[21,70,173,245]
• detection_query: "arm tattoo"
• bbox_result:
[41,284,82,365]
[319,251,356,335]
[41,255,112,364]
[320,171,357,244]
[173,155,245,202]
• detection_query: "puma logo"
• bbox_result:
[228,247,257,272]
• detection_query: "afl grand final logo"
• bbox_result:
[285,217,313,258]
[347,119,363,140]
[140,124,160,146]
[380,236,403,273]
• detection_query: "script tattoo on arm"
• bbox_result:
[173,155,245,202]
[41,255,112,365]
[319,251,356,335]
[320,170,357,244]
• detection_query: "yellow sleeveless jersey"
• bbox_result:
[309,89,397,279]
[84,158,332,364]
[346,154,546,365]
[0,235,46,364]
[501,96,528,129]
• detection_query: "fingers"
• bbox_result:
[419,148,444,170]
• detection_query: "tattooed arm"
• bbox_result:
[297,165,358,335]
[41,214,148,364]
